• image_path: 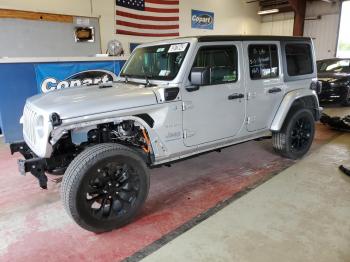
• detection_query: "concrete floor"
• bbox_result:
[0,106,349,262]
[142,106,350,262]
[322,104,350,117]
[143,133,350,262]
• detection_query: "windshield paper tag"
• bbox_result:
[168,43,188,53]
[157,47,166,53]
[159,70,170,76]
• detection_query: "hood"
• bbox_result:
[318,72,350,83]
[27,82,158,119]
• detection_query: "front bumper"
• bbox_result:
[10,142,48,189]
[318,86,349,103]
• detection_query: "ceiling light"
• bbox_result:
[258,9,279,15]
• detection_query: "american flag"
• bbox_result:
[116,0,179,37]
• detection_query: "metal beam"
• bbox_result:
[288,0,306,36]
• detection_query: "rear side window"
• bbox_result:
[192,45,238,85]
[248,44,279,80]
[285,44,313,76]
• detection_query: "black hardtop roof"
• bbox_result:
[192,35,311,42]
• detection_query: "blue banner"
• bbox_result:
[35,61,121,93]
[0,60,125,143]
[191,9,214,30]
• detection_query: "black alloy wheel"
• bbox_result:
[290,116,313,153]
[61,143,149,233]
[273,108,315,159]
[83,162,140,220]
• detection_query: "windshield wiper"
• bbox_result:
[144,74,152,87]
[120,72,155,87]
[121,73,132,83]
[141,65,155,87]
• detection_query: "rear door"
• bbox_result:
[244,42,285,132]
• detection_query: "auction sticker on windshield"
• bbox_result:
[168,43,188,53]
[159,70,171,76]
[157,47,166,53]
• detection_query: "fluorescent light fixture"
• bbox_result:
[258,9,279,15]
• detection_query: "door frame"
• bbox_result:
[243,40,285,132]
[180,41,247,147]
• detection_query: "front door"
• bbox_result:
[182,42,246,147]
[244,42,285,132]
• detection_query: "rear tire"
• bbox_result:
[61,143,150,233]
[273,108,315,159]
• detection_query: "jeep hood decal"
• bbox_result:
[27,83,158,119]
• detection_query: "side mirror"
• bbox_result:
[189,67,210,88]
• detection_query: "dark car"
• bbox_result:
[317,58,350,106]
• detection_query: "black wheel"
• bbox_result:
[61,143,150,233]
[272,108,315,159]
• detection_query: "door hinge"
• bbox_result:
[246,116,256,124]
[246,92,257,100]
[182,101,194,111]
[183,129,196,138]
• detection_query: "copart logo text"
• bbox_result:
[41,70,117,93]
[192,14,214,26]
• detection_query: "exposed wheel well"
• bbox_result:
[48,119,153,175]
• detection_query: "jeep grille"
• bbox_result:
[23,104,38,145]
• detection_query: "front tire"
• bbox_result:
[273,108,315,159]
[61,143,150,233]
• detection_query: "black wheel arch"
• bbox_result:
[289,96,320,122]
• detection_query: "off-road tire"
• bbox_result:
[61,143,150,233]
[272,108,315,159]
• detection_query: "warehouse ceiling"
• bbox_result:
[250,0,338,14]
[258,0,293,11]
[246,0,294,13]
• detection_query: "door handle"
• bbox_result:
[228,93,244,100]
[268,87,282,94]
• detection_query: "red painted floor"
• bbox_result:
[0,124,339,262]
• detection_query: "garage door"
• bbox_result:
[304,14,340,60]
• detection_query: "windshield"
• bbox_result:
[120,43,189,81]
[317,59,350,73]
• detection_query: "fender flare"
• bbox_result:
[270,89,320,132]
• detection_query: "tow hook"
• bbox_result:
[18,158,48,189]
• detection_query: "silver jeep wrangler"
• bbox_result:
[11,35,322,232]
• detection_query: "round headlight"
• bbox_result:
[35,115,45,138]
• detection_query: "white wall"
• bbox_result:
[95,0,262,55]
[303,1,340,60]
[0,0,261,56]
[179,0,261,36]
[0,0,93,17]
[260,12,294,36]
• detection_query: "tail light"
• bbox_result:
[310,80,322,94]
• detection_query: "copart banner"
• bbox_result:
[35,61,120,93]
[191,9,214,30]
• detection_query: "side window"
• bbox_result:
[285,43,313,76]
[192,45,238,85]
[248,44,279,80]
